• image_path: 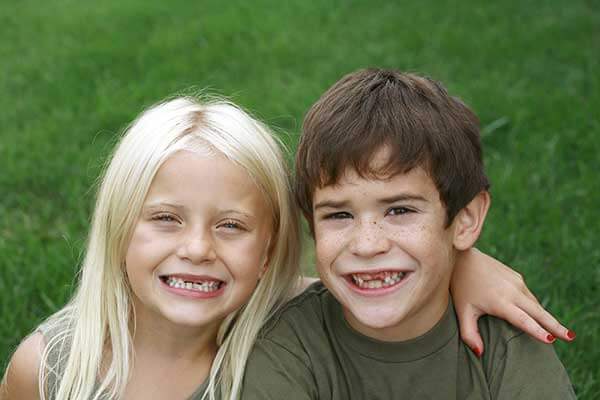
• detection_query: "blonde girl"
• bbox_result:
[2,96,301,400]
[1,96,572,400]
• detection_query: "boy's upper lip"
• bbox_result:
[343,267,414,275]
[159,273,225,282]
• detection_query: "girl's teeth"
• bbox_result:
[166,277,221,292]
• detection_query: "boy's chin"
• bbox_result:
[343,304,412,337]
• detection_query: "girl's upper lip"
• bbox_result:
[159,273,224,282]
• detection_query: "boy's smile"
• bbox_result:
[313,158,460,342]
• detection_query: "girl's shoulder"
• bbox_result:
[1,332,45,400]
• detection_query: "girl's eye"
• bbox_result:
[387,207,413,216]
[219,220,245,230]
[152,213,179,223]
[323,211,353,220]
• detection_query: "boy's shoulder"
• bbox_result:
[261,280,330,337]
[477,314,575,398]
[478,313,527,350]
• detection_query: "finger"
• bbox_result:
[503,306,556,344]
[517,296,575,342]
[456,305,485,357]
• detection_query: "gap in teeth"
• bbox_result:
[165,277,221,292]
[351,271,405,289]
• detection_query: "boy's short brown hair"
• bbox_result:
[295,68,490,229]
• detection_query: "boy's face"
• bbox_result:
[312,152,460,342]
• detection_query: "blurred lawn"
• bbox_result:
[1,0,598,397]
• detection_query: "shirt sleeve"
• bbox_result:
[241,337,317,400]
[488,333,576,399]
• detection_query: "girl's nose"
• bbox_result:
[176,231,217,264]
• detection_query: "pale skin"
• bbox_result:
[0,154,573,400]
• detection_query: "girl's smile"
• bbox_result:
[160,273,226,298]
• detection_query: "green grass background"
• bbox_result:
[1,0,598,397]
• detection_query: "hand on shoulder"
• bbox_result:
[1,332,44,400]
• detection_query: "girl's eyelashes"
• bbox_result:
[218,219,247,231]
[151,213,180,223]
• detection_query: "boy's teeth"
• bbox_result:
[165,277,221,292]
[351,271,405,289]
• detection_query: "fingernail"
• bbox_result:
[566,330,576,340]
[546,334,556,343]
[474,347,483,357]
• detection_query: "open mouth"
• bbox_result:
[159,275,225,293]
[346,270,410,290]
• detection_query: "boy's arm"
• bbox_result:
[451,248,574,355]
[241,338,317,400]
[1,332,43,400]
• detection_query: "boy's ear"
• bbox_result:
[452,191,491,250]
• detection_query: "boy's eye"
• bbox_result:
[323,211,353,220]
[387,207,413,216]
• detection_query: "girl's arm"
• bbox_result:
[451,248,575,356]
[0,333,43,400]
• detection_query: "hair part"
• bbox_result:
[38,96,301,400]
[295,68,490,230]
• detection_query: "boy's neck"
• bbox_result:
[343,289,450,342]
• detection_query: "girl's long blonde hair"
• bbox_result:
[39,96,301,399]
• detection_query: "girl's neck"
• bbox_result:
[131,306,220,362]
[116,307,221,399]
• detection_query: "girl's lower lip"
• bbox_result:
[159,278,226,299]
[344,272,412,297]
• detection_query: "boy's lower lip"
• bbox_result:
[343,272,412,297]
[159,278,226,299]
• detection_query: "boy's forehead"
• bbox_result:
[318,145,400,187]
[314,166,441,204]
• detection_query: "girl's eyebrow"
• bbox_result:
[143,202,186,211]
[218,209,257,221]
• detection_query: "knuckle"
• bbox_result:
[516,313,530,328]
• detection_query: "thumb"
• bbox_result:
[457,304,485,357]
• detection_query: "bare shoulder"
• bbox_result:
[1,332,44,400]
[293,276,320,297]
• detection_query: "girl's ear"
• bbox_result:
[258,262,268,279]
[452,191,491,250]
[258,238,272,279]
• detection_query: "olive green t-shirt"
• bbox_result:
[241,282,575,399]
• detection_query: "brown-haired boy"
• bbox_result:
[241,69,575,399]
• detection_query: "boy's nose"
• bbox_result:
[349,219,391,258]
[176,231,217,264]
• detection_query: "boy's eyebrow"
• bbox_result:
[314,194,428,210]
[313,199,351,210]
[377,194,428,204]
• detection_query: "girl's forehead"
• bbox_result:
[146,151,271,217]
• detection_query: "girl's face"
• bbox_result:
[125,151,272,332]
